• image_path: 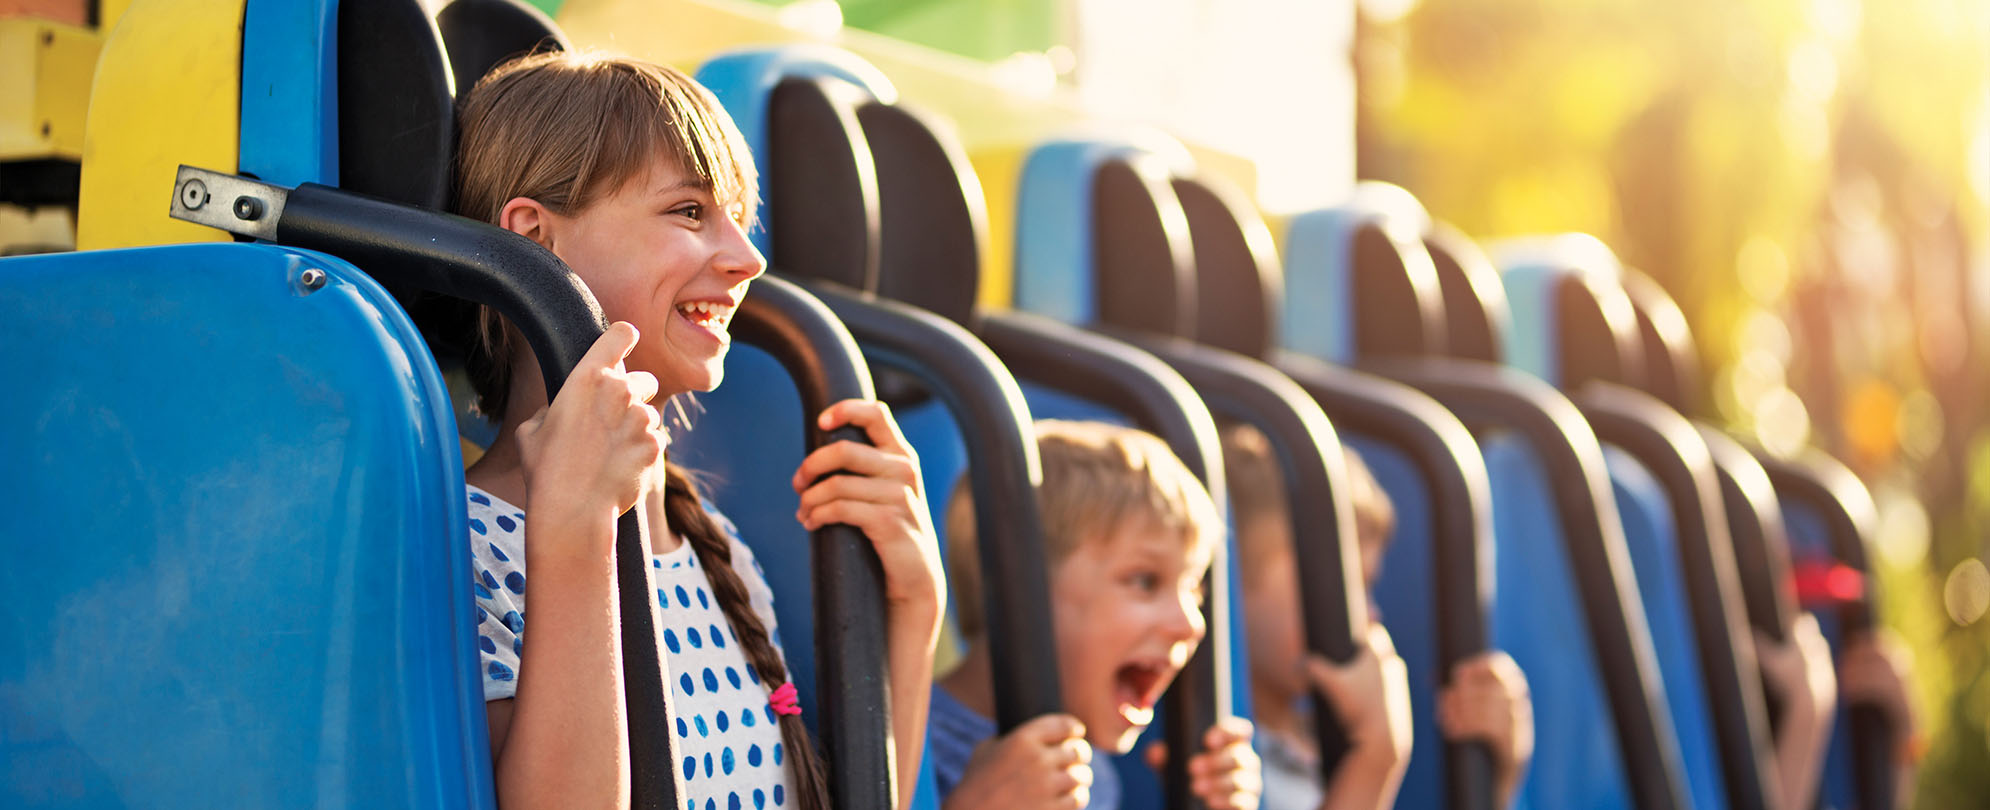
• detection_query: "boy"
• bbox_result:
[933,420,1262,810]
[1224,424,1533,810]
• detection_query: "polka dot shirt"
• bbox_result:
[469,485,798,809]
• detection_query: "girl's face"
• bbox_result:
[540,154,764,398]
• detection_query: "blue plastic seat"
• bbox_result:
[1497,236,1782,810]
[0,244,491,809]
[1288,185,1692,810]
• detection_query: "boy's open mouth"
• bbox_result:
[1113,660,1172,725]
[676,299,736,335]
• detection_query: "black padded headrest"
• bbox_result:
[1350,220,1446,360]
[1093,156,1196,339]
[1623,271,1701,414]
[1555,271,1646,391]
[337,0,456,210]
[1173,176,1280,359]
[858,103,983,326]
[766,76,882,292]
[436,0,569,98]
[1424,223,1507,363]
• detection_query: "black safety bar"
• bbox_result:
[1114,332,1364,771]
[802,280,1065,728]
[264,180,687,809]
[1577,383,1782,810]
[196,176,896,810]
[1758,452,1896,810]
[1376,358,1690,810]
[1273,351,1500,810]
[979,309,1227,810]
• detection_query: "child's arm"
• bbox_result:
[944,714,1095,810]
[1434,652,1533,807]
[793,399,947,807]
[1308,624,1414,810]
[1755,614,1836,809]
[490,323,667,810]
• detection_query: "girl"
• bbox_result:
[453,51,945,810]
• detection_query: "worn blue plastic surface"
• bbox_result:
[239,0,340,187]
[1603,448,1728,810]
[1482,433,1638,810]
[0,243,491,809]
[1276,184,1433,366]
[1783,504,1857,810]
[1342,435,1449,810]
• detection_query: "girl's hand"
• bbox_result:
[1435,651,1533,805]
[791,399,945,614]
[517,322,664,528]
[944,714,1094,810]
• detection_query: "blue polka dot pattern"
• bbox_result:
[467,486,793,809]
[774,743,783,766]
[468,518,486,535]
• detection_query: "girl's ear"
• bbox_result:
[498,197,557,250]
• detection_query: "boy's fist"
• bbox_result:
[946,713,1094,810]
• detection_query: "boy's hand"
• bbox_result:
[791,399,945,617]
[1308,624,1414,768]
[1189,718,1263,810]
[1839,628,1919,761]
[518,322,664,528]
[945,714,1094,810]
[1435,652,1533,805]
[1757,615,1837,809]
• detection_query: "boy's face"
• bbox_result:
[1051,515,1212,753]
[1242,516,1390,705]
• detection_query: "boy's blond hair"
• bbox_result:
[947,420,1221,639]
[1220,422,1393,584]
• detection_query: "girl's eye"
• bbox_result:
[670,203,704,221]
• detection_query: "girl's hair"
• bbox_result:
[453,51,826,809]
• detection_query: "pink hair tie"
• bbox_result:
[768,682,802,717]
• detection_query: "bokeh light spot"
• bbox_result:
[1944,558,1990,627]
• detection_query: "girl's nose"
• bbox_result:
[714,216,767,281]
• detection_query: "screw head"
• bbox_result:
[298,268,327,292]
[180,179,209,210]
[232,196,265,221]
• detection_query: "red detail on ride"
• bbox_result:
[1792,559,1864,608]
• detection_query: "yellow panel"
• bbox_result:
[75,0,242,250]
[0,19,99,161]
[968,145,1024,311]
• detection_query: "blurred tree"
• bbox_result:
[1360,0,1990,804]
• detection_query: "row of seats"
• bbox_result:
[0,0,1895,808]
